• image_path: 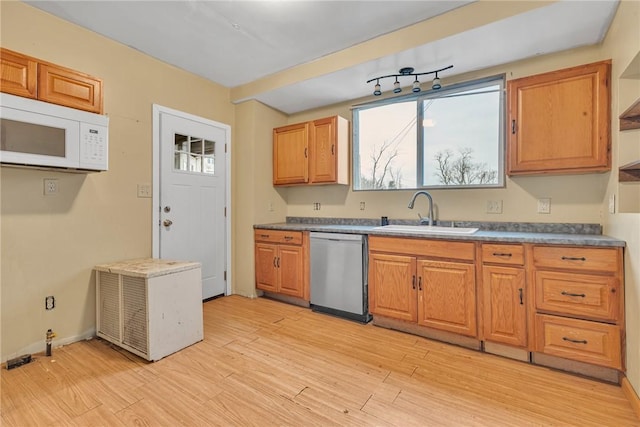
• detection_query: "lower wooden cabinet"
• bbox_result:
[254,229,308,300]
[418,260,476,336]
[368,252,416,322]
[368,238,625,377]
[531,245,624,370]
[482,265,527,347]
[481,243,527,348]
[368,236,477,338]
[534,314,621,369]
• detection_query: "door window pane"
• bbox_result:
[173,134,216,175]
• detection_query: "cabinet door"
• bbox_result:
[255,243,278,293]
[277,244,304,298]
[417,260,477,337]
[368,253,417,322]
[507,60,610,175]
[38,63,103,113]
[273,122,309,185]
[482,265,527,347]
[0,48,37,98]
[310,116,336,183]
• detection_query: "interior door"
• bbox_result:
[159,111,227,299]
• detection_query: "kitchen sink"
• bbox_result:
[373,224,479,235]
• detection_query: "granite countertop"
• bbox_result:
[94,258,202,278]
[254,220,625,247]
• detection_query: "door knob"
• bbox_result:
[164,206,171,213]
[163,219,173,227]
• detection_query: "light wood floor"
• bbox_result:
[2,295,638,426]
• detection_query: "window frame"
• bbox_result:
[352,74,506,191]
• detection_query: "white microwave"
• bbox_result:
[0,93,109,171]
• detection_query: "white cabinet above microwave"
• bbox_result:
[0,93,108,171]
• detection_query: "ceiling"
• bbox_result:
[25,0,620,114]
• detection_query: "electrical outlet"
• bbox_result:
[609,194,616,214]
[313,202,321,211]
[45,296,55,310]
[137,184,152,198]
[360,202,366,211]
[268,201,274,212]
[486,200,503,214]
[537,198,551,214]
[44,179,58,195]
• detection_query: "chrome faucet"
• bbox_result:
[407,191,435,226]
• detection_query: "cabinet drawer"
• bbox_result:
[482,244,524,265]
[369,236,474,261]
[533,246,619,272]
[535,271,619,322]
[254,229,302,245]
[534,314,621,369]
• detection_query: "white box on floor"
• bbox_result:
[95,258,203,361]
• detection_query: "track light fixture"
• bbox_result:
[367,65,453,96]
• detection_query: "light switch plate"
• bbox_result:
[609,194,615,214]
[137,184,152,198]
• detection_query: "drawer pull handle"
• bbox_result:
[561,291,586,298]
[261,234,270,238]
[412,275,416,290]
[562,337,588,345]
[284,236,293,240]
[561,256,586,261]
[418,276,423,291]
[276,257,280,268]
[273,257,277,267]
[518,288,524,305]
[493,252,512,257]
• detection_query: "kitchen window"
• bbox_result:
[352,75,505,190]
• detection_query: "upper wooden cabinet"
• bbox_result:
[273,122,310,185]
[507,60,611,175]
[0,48,37,98]
[0,48,103,114]
[273,115,349,186]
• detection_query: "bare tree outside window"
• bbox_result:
[434,147,497,185]
[359,139,404,189]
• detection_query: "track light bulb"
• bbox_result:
[412,79,421,93]
[432,74,441,90]
[393,78,402,94]
[374,80,381,96]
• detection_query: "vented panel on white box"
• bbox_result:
[98,272,121,341]
[122,276,148,355]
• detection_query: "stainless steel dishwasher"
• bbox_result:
[310,232,370,323]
